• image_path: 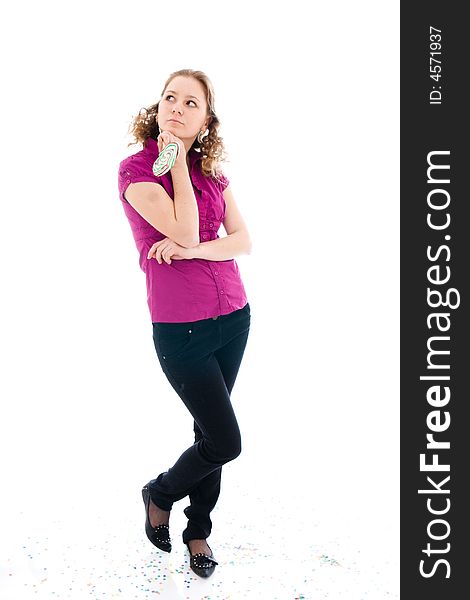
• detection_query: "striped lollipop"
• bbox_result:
[152,142,180,177]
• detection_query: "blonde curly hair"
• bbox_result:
[127,69,228,181]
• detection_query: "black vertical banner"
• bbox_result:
[401,3,468,599]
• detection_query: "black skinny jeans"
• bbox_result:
[149,302,251,544]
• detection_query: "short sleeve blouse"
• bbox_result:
[117,137,248,323]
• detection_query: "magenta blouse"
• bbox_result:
[117,136,248,323]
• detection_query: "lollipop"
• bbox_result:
[152,142,180,177]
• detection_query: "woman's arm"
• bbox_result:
[189,230,251,261]
[189,185,252,261]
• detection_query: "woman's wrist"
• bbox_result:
[170,161,189,175]
[187,244,201,259]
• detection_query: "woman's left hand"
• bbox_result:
[147,238,193,264]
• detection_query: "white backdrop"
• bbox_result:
[0,1,399,597]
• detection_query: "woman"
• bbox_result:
[117,69,252,578]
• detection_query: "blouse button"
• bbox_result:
[126,179,131,184]
[209,223,213,228]
[214,271,218,275]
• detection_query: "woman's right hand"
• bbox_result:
[157,130,187,170]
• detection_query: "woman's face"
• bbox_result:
[157,76,210,142]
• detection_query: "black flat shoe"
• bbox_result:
[186,541,218,578]
[142,484,171,552]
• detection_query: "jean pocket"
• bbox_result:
[153,324,195,360]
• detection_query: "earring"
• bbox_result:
[197,128,207,144]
